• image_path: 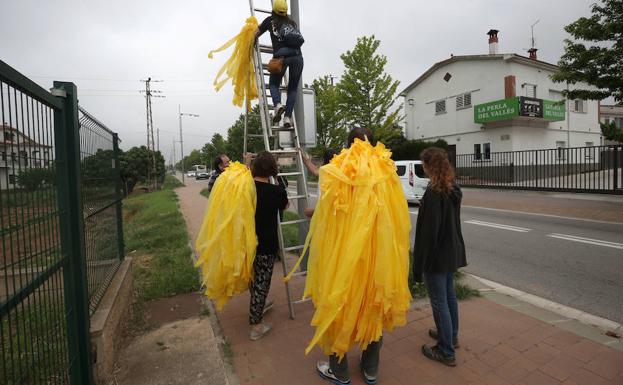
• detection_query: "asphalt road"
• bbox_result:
[194,176,623,323]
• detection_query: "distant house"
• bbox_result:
[400,30,602,158]
[600,104,623,145]
[0,123,53,190]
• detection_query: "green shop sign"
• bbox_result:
[474,97,519,123]
[543,99,566,121]
[474,97,565,123]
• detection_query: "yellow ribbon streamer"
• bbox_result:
[208,16,259,110]
[195,162,258,310]
[286,139,412,359]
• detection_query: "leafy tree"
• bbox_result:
[338,35,403,144]
[225,105,264,162]
[201,133,228,167]
[601,120,623,143]
[16,167,55,192]
[551,0,623,102]
[120,146,165,193]
[310,75,346,155]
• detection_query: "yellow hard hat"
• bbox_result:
[273,0,288,16]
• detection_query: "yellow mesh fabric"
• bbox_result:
[286,139,412,359]
[195,162,258,310]
[208,17,259,110]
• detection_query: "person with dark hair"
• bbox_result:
[413,147,467,367]
[347,126,375,147]
[256,0,304,129]
[207,154,230,193]
[244,151,289,341]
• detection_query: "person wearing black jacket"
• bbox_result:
[413,147,467,367]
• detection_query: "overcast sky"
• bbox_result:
[0,0,595,163]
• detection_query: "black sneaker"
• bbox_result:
[428,328,460,348]
[359,365,377,385]
[421,344,456,367]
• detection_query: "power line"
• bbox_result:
[140,77,165,190]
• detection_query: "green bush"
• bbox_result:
[16,167,55,192]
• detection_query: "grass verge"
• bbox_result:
[124,175,198,301]
[200,187,210,198]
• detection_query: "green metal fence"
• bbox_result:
[0,59,124,384]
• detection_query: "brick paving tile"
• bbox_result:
[566,367,611,385]
[524,370,561,385]
[583,350,623,380]
[543,330,584,350]
[494,344,520,360]
[565,339,608,364]
[463,357,494,376]
[480,372,514,385]
[523,343,560,366]
[477,348,512,369]
[494,360,532,384]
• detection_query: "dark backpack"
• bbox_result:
[273,20,305,48]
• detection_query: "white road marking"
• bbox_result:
[462,205,623,226]
[464,220,531,232]
[547,233,623,250]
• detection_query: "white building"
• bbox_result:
[600,104,623,144]
[400,30,602,157]
[1,123,52,190]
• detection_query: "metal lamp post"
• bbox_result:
[178,104,199,184]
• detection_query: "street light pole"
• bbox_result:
[178,104,200,184]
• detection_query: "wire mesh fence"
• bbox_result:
[78,107,123,314]
[1,59,124,384]
[1,63,70,385]
[455,145,623,194]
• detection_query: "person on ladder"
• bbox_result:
[256,0,304,129]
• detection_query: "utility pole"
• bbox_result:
[172,138,176,174]
[178,105,200,184]
[140,77,164,190]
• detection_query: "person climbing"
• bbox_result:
[256,0,304,129]
[207,154,230,193]
[244,151,290,341]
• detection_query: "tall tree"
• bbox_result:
[338,35,404,144]
[311,75,346,155]
[225,105,264,162]
[551,0,623,102]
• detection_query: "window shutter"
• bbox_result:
[456,95,464,110]
[435,100,446,114]
[464,92,472,107]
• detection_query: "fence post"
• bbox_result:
[614,145,620,192]
[113,133,125,260]
[53,81,94,385]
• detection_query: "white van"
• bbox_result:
[395,160,429,204]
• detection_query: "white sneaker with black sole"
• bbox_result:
[272,104,285,124]
[283,116,292,129]
[316,362,351,385]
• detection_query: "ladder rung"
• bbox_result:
[278,171,302,177]
[248,134,268,138]
[281,218,307,225]
[259,45,273,54]
[265,84,286,91]
[284,245,305,252]
[254,8,272,14]
[293,297,311,304]
[287,194,307,200]
[272,126,295,132]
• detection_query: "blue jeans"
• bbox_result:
[269,54,303,118]
[424,272,459,357]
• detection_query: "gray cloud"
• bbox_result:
[0,0,594,162]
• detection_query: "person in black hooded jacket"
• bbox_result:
[413,147,467,367]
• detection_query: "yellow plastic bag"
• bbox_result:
[195,162,257,310]
[287,139,412,359]
[208,16,259,110]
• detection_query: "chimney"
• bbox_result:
[528,47,538,60]
[487,29,499,55]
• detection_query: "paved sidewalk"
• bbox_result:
[176,178,623,385]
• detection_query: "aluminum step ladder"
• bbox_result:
[245,0,311,319]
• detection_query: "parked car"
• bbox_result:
[395,160,429,204]
[195,172,210,180]
[186,171,196,178]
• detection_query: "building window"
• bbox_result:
[456,93,472,110]
[525,84,537,98]
[615,117,623,128]
[585,142,595,160]
[556,141,566,160]
[585,142,594,147]
[435,100,446,115]
[19,150,27,159]
[500,134,510,141]
[1,151,6,161]
[474,144,482,160]
[8,174,16,184]
[4,131,15,142]
[11,152,16,162]
[604,117,611,124]
[573,99,585,113]
[483,143,491,160]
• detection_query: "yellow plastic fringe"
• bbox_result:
[208,16,259,110]
[286,139,412,359]
[195,162,258,311]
